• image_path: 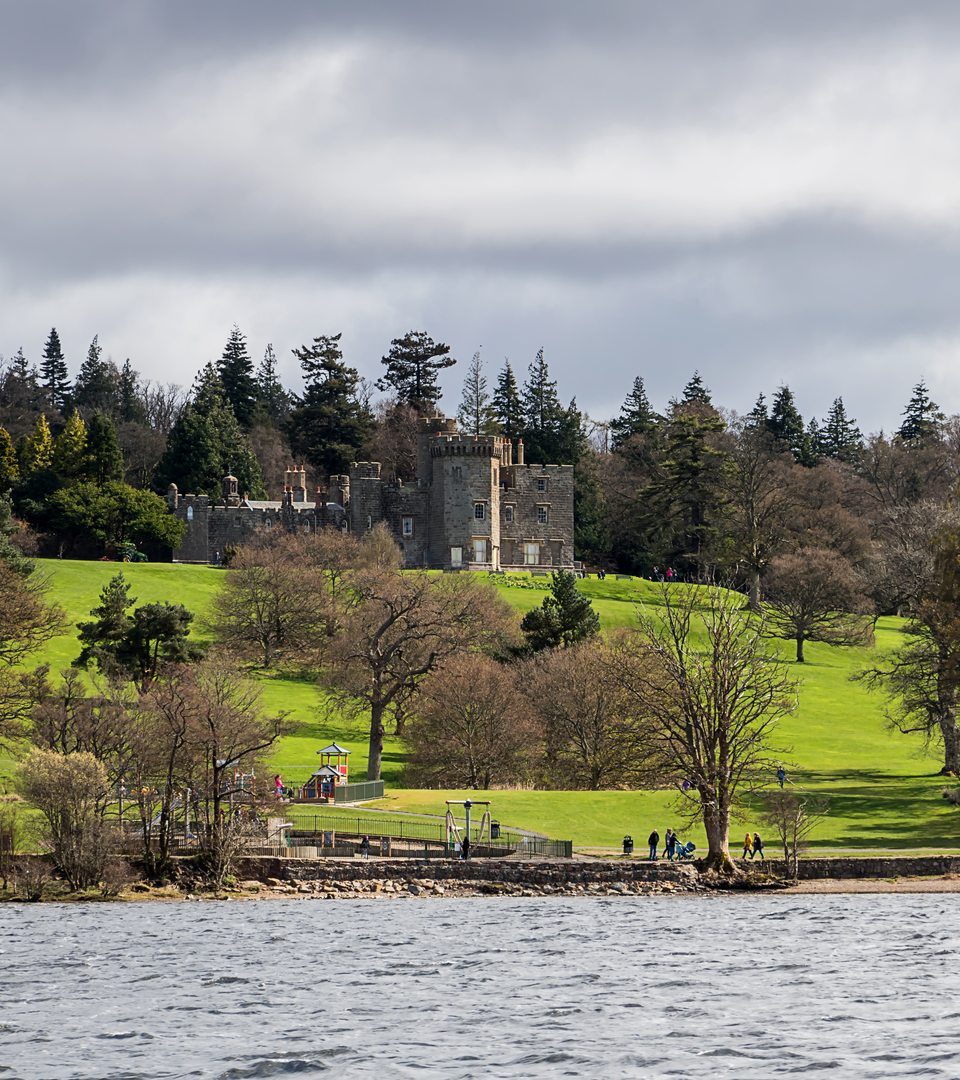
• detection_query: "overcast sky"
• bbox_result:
[3,1,960,432]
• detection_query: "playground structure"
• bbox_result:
[298,744,351,802]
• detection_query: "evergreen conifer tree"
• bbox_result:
[73,335,118,416]
[610,376,658,449]
[520,569,601,652]
[745,393,768,429]
[522,348,566,462]
[40,327,71,412]
[767,385,805,458]
[456,351,496,437]
[52,411,88,478]
[255,344,291,426]
[0,428,19,491]
[21,414,54,475]
[155,364,264,498]
[377,330,456,413]
[799,417,823,467]
[680,371,712,407]
[821,397,863,463]
[897,381,944,445]
[491,360,524,440]
[84,413,124,484]
[2,348,43,414]
[286,333,372,475]
[117,359,146,424]
[217,325,258,429]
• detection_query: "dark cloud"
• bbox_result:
[3,2,960,433]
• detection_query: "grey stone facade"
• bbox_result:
[170,415,575,570]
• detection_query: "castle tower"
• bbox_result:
[222,473,240,508]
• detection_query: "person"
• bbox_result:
[663,828,676,861]
[461,836,471,860]
[742,833,752,859]
[750,833,765,861]
[360,835,370,859]
[274,773,284,799]
[648,829,659,860]
[776,765,786,788]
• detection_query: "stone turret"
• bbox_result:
[222,473,240,507]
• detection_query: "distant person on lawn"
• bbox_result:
[750,833,765,861]
[742,833,753,859]
[648,830,660,860]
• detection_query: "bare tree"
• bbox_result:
[182,662,287,888]
[526,639,648,790]
[326,568,516,780]
[0,565,65,749]
[17,749,110,889]
[725,423,799,609]
[613,585,797,874]
[139,381,188,433]
[408,654,535,788]
[763,546,874,662]
[211,536,326,667]
[760,790,828,879]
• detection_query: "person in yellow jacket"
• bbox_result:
[742,833,752,859]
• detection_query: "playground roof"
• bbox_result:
[309,765,342,779]
[317,743,350,755]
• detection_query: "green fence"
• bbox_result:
[333,781,385,804]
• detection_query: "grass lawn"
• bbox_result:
[5,560,957,854]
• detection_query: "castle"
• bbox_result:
[168,413,575,571]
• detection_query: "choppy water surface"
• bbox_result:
[2,893,959,1078]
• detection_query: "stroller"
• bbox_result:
[674,840,696,861]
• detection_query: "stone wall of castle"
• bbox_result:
[169,414,575,569]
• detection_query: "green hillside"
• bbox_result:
[5,560,958,853]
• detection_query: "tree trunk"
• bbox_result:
[748,570,761,611]
[701,805,740,875]
[796,634,805,663]
[367,700,385,781]
[939,711,960,776]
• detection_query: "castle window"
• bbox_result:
[474,502,485,520]
[186,506,193,522]
[402,516,414,537]
[452,465,463,479]
[473,538,487,564]
[450,546,463,568]
[504,505,514,524]
[523,542,540,565]
[537,505,549,525]
[536,477,547,492]
[366,515,372,530]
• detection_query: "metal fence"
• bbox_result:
[288,813,525,845]
[333,781,385,804]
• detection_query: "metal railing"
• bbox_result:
[333,781,385,804]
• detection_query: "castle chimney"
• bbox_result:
[516,439,525,466]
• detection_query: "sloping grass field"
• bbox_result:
[5,560,958,853]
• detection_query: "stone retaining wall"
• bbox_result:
[766,856,960,880]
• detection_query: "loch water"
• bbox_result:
[2,893,958,1079]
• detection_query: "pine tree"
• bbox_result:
[255,344,291,426]
[52,410,88,478]
[117,359,146,424]
[84,413,124,484]
[745,393,768,430]
[40,327,71,412]
[897,381,944,445]
[21,414,54,475]
[155,364,264,498]
[520,569,601,652]
[522,348,566,462]
[0,428,19,491]
[491,360,524,440]
[377,330,456,413]
[767,385,805,458]
[3,347,43,413]
[610,376,658,448]
[799,417,823,467]
[821,397,863,463]
[680,371,712,407]
[73,335,118,416]
[456,351,496,437]
[217,324,258,429]
[286,333,372,475]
